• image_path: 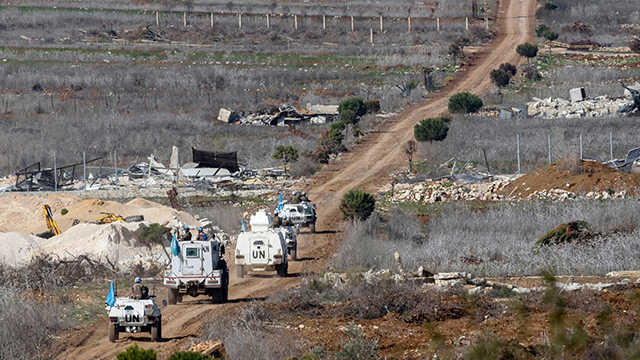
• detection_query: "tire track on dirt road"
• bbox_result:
[56,0,535,357]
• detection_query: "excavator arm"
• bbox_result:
[43,205,61,236]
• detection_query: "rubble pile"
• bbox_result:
[218,103,338,126]
[315,269,632,293]
[527,95,632,118]
[388,179,512,204]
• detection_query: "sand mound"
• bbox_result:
[0,232,44,266]
[502,160,640,198]
[0,193,83,234]
[0,194,198,235]
[37,222,169,268]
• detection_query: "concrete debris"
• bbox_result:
[220,104,338,126]
[569,87,586,102]
[188,340,227,359]
[527,95,633,118]
[386,177,629,205]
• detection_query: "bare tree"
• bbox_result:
[403,140,417,172]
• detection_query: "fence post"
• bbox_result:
[466,17,469,30]
[407,16,411,33]
[114,150,118,188]
[156,11,159,26]
[380,16,383,32]
[239,14,242,29]
[580,134,583,160]
[294,14,298,30]
[266,14,270,28]
[370,28,373,44]
[548,134,551,165]
[183,12,186,27]
[83,151,87,192]
[351,16,354,32]
[610,132,613,161]
[517,134,520,173]
[211,13,214,28]
[323,15,326,29]
[53,152,57,191]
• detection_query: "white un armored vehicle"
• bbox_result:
[107,296,164,342]
[235,210,289,278]
[278,226,298,261]
[163,229,229,304]
[279,202,317,233]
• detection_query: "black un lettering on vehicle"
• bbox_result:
[252,250,266,259]
[203,246,209,252]
[125,314,140,323]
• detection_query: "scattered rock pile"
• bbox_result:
[315,269,631,294]
[389,179,512,204]
[188,340,227,359]
[527,95,631,118]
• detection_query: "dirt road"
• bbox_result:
[56,0,536,357]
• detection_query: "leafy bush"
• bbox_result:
[490,69,512,88]
[499,63,517,76]
[339,190,376,221]
[116,346,157,360]
[60,208,68,215]
[536,221,593,246]
[167,351,214,360]
[544,2,558,11]
[516,43,539,63]
[334,322,378,360]
[543,29,559,42]
[535,24,550,37]
[448,92,483,114]
[272,145,299,163]
[364,99,380,114]
[315,121,346,163]
[414,117,449,143]
[338,97,367,126]
[137,223,169,248]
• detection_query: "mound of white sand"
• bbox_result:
[0,232,44,266]
[36,222,170,269]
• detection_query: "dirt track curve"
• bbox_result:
[57,0,535,357]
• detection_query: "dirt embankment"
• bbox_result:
[502,159,640,198]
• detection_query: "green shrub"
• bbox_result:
[116,345,157,360]
[516,43,539,63]
[543,29,559,42]
[273,145,299,163]
[137,223,168,248]
[334,322,378,360]
[499,63,517,76]
[167,351,214,360]
[535,24,550,37]
[364,99,380,114]
[544,2,558,11]
[448,92,483,114]
[60,208,68,215]
[414,117,449,143]
[340,190,376,221]
[338,97,367,125]
[536,221,593,246]
[490,69,512,88]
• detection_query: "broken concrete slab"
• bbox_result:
[570,87,586,102]
[218,108,238,123]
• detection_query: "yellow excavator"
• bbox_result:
[37,205,61,239]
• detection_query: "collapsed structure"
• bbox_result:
[218,103,338,126]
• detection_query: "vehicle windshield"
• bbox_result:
[185,247,199,257]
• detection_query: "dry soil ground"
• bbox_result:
[54,0,537,357]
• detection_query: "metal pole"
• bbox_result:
[610,132,613,161]
[483,148,490,174]
[54,152,57,191]
[548,134,551,165]
[580,134,583,160]
[517,134,520,173]
[114,150,118,188]
[83,151,87,192]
